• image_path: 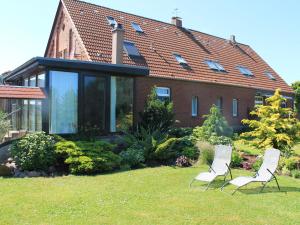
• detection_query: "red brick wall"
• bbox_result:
[134,76,293,129]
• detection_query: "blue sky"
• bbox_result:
[0,0,299,84]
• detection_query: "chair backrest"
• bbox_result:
[256,148,280,181]
[211,145,232,175]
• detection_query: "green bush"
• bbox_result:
[0,111,10,142]
[193,105,233,141]
[196,141,214,165]
[11,132,56,171]
[291,170,300,179]
[139,87,175,133]
[55,140,121,175]
[208,135,233,146]
[119,144,145,168]
[252,157,263,172]
[168,127,193,138]
[283,157,300,171]
[231,151,243,168]
[177,136,199,160]
[155,138,178,161]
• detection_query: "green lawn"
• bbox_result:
[1,166,300,225]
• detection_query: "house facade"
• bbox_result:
[1,0,294,138]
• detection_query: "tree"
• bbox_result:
[241,89,300,157]
[292,81,300,113]
[139,87,175,132]
[193,105,233,141]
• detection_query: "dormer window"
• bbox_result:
[237,66,253,76]
[173,53,188,65]
[265,72,276,80]
[131,22,144,33]
[123,41,141,57]
[106,16,117,27]
[205,60,226,72]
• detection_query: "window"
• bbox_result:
[49,71,78,134]
[237,66,253,76]
[192,96,198,117]
[106,16,117,27]
[216,97,223,111]
[29,76,36,87]
[24,78,29,86]
[255,96,264,106]
[281,100,287,108]
[205,60,226,72]
[131,22,144,33]
[265,72,276,80]
[232,99,238,117]
[37,74,45,88]
[123,41,141,57]
[156,87,170,101]
[173,53,188,65]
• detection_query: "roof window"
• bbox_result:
[265,72,276,80]
[123,41,141,57]
[106,16,117,27]
[174,53,188,65]
[131,22,144,33]
[205,60,226,72]
[237,66,253,76]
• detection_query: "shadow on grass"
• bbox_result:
[237,186,300,195]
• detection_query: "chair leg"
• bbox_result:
[260,182,267,193]
[231,186,240,195]
[190,179,195,188]
[273,176,281,191]
[204,181,212,191]
[221,180,230,191]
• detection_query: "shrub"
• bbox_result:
[119,144,145,168]
[283,156,300,171]
[193,105,233,141]
[252,157,263,172]
[55,140,121,175]
[154,138,178,161]
[0,111,10,142]
[231,151,243,168]
[196,141,214,165]
[139,87,175,133]
[176,156,191,167]
[241,89,300,157]
[291,170,300,179]
[11,132,56,171]
[168,127,193,138]
[208,135,233,146]
[0,165,12,177]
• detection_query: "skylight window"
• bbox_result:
[237,66,253,76]
[205,60,226,72]
[123,41,141,57]
[173,53,188,65]
[265,72,276,80]
[106,16,117,27]
[131,22,144,33]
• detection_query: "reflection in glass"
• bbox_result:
[22,100,28,130]
[29,76,36,87]
[36,100,42,131]
[83,76,106,133]
[50,71,78,134]
[37,74,45,88]
[116,77,133,131]
[29,100,36,132]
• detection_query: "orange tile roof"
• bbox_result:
[0,86,46,99]
[61,0,293,93]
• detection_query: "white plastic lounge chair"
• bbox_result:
[222,148,281,195]
[190,145,232,190]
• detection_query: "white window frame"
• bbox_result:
[255,96,264,106]
[156,87,170,101]
[192,96,198,117]
[232,99,238,117]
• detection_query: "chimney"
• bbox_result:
[112,23,124,64]
[230,35,237,44]
[171,17,182,27]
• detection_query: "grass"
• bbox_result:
[1,166,300,225]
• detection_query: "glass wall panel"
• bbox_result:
[29,100,36,132]
[116,77,133,131]
[21,100,28,130]
[36,100,42,131]
[50,71,78,134]
[24,78,29,87]
[83,76,106,132]
[29,76,36,87]
[37,74,45,88]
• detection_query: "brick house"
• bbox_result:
[1,0,294,137]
